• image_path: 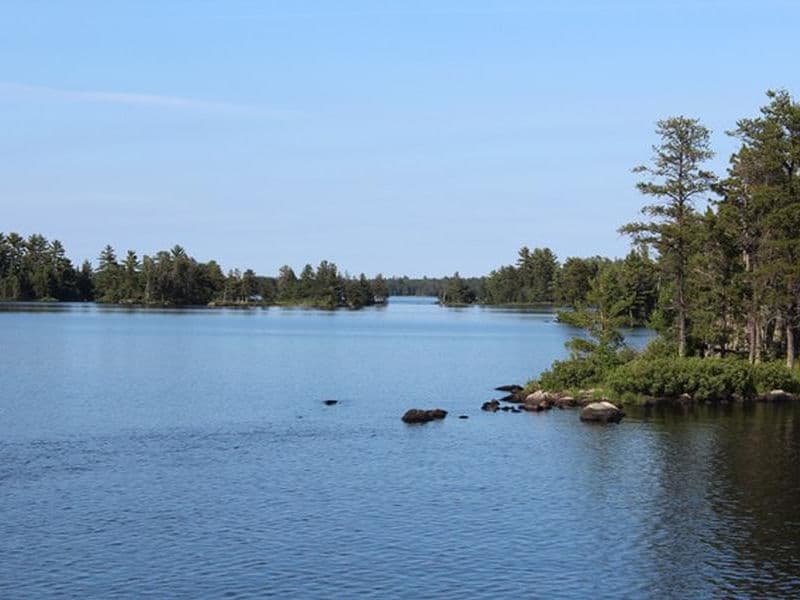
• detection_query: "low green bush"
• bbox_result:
[604,357,799,401]
[538,347,631,391]
[539,357,603,391]
[751,361,800,394]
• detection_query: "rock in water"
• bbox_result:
[758,389,796,402]
[580,401,625,424]
[322,399,339,406]
[495,384,523,393]
[401,408,448,424]
[481,400,500,412]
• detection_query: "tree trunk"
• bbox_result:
[788,324,796,370]
[676,269,687,358]
[754,321,762,364]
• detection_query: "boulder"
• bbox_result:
[758,389,797,403]
[525,390,548,404]
[580,401,625,424]
[526,390,561,405]
[481,400,500,412]
[401,408,448,424]
[554,396,578,409]
[322,399,339,406]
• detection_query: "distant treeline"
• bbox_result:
[394,246,658,325]
[383,276,483,300]
[0,233,388,309]
[478,247,659,327]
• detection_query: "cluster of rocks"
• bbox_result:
[482,385,625,423]
[397,385,797,426]
[399,385,626,425]
[401,408,448,424]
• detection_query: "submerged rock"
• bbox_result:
[580,401,625,424]
[322,399,339,406]
[458,415,469,419]
[401,408,448,424]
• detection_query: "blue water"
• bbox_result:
[1,298,798,598]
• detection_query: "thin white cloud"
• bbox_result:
[0,82,299,118]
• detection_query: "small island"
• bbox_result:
[0,238,389,310]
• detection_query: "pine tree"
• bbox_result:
[621,117,716,357]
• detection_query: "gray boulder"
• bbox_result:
[580,401,625,424]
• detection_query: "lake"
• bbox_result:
[1,297,798,598]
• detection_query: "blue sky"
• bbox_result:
[1,1,798,276]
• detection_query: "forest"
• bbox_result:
[0,237,388,309]
[530,89,800,400]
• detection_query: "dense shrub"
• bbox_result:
[639,336,678,360]
[539,358,603,391]
[751,361,800,394]
[604,357,800,401]
[538,348,631,391]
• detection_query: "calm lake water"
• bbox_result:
[1,297,798,598]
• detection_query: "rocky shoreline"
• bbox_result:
[399,386,798,426]
[482,386,625,423]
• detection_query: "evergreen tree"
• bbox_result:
[440,272,476,305]
[621,117,717,357]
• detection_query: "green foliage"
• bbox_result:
[371,274,389,302]
[540,350,800,401]
[439,272,477,305]
[0,232,85,301]
[751,361,800,394]
[604,357,799,402]
[384,275,483,298]
[273,260,380,309]
[483,247,658,327]
[620,116,716,357]
[557,257,603,306]
[539,349,628,391]
[0,232,382,309]
[640,336,678,360]
[483,246,558,304]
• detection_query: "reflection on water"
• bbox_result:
[0,299,797,597]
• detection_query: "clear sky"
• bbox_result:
[2,1,798,277]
